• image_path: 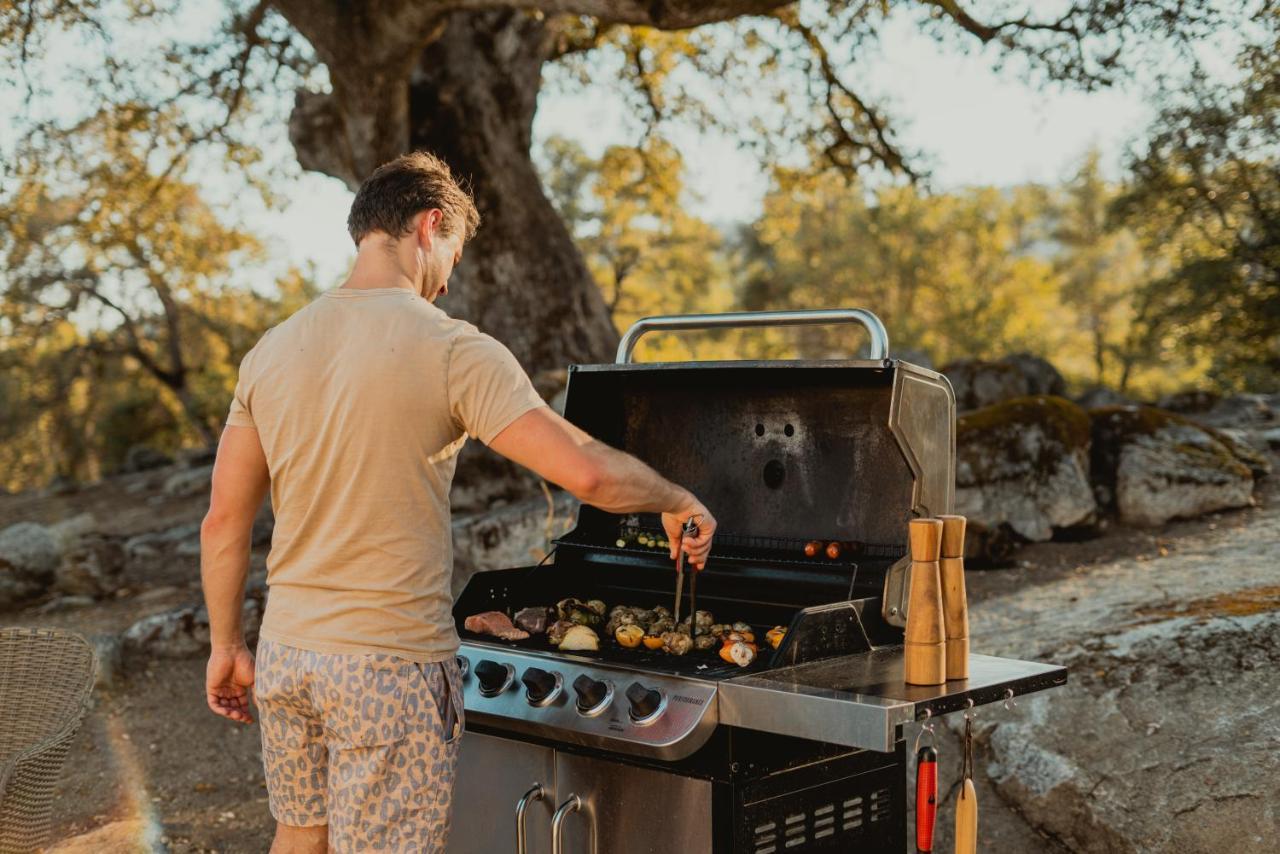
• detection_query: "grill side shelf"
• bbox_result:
[718,651,1067,753]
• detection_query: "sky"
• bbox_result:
[0,4,1163,292]
[259,11,1157,288]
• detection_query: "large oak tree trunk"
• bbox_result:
[408,11,620,377]
[285,8,618,378]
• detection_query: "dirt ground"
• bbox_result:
[4,463,1275,852]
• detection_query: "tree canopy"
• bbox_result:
[1,0,1275,489]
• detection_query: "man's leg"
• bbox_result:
[320,655,464,852]
[255,641,331,845]
[270,823,328,854]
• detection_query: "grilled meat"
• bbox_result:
[464,611,530,641]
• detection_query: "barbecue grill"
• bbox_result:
[449,309,1066,853]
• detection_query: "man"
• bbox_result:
[199,150,717,853]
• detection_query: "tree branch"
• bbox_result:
[781,15,916,179]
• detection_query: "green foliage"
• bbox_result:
[541,135,736,361]
[1113,7,1280,392]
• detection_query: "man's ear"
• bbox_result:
[416,209,444,246]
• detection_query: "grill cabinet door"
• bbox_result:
[451,731,555,854]
[551,752,713,854]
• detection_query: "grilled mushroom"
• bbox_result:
[661,631,693,656]
[546,620,575,646]
[693,634,718,651]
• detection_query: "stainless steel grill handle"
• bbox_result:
[615,308,890,364]
[550,794,583,854]
[515,782,545,854]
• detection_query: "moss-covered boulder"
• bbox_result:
[944,354,1066,413]
[1089,406,1257,527]
[956,396,1096,552]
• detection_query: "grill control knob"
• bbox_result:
[456,655,470,679]
[573,674,610,713]
[521,668,561,705]
[475,660,513,697]
[625,682,663,722]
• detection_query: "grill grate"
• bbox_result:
[582,523,906,568]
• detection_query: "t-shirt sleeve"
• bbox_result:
[225,348,258,429]
[447,328,548,445]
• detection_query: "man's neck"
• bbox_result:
[341,243,420,295]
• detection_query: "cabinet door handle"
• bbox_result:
[516,783,546,854]
[550,793,583,854]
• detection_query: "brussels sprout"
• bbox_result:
[661,631,692,656]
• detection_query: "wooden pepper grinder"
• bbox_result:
[904,518,946,685]
[937,514,970,681]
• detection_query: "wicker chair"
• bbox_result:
[0,627,97,854]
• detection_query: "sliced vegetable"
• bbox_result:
[765,626,787,649]
[557,625,600,651]
[642,634,665,650]
[615,624,645,648]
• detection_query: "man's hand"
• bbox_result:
[663,501,717,571]
[206,644,256,724]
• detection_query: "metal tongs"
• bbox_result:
[673,516,701,631]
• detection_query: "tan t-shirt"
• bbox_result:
[226,287,548,662]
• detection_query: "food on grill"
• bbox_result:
[765,626,787,649]
[558,625,600,651]
[693,634,718,651]
[547,620,575,646]
[513,607,551,635]
[825,541,842,559]
[678,610,713,634]
[804,540,821,557]
[464,611,530,641]
[731,621,751,634]
[642,634,665,650]
[556,597,603,627]
[720,640,756,667]
[661,631,693,656]
[614,624,645,648]
[725,629,756,644]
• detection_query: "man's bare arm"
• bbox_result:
[487,407,716,567]
[200,425,270,722]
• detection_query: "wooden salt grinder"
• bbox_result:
[904,518,946,686]
[938,514,970,681]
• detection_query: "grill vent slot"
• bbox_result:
[869,787,892,822]
[741,761,900,851]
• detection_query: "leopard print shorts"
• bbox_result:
[254,638,464,852]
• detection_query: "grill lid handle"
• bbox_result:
[615,308,891,364]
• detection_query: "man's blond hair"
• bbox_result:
[347,151,480,247]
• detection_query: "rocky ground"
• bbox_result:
[1,387,1276,853]
[916,454,1280,854]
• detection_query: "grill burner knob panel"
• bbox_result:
[475,659,515,697]
[626,682,665,724]
[572,674,612,715]
[521,667,562,706]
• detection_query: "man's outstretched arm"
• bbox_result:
[200,425,270,724]
[488,407,717,569]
